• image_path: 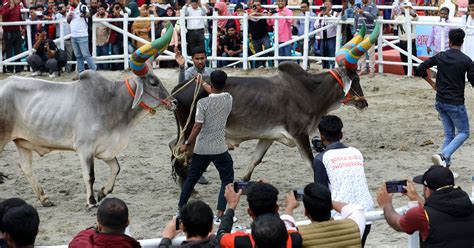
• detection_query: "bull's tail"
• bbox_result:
[170,112,189,183]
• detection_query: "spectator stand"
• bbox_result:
[0,5,472,75]
[34,198,474,248]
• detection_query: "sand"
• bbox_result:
[0,67,473,247]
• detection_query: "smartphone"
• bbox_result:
[234,181,256,195]
[385,180,407,193]
[293,189,304,201]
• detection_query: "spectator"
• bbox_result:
[183,0,206,54]
[29,5,45,44]
[1,204,40,248]
[67,0,97,75]
[0,0,24,73]
[69,197,141,248]
[440,0,456,18]
[128,0,139,17]
[298,183,367,247]
[55,2,74,72]
[178,70,234,222]
[462,0,474,60]
[353,0,377,77]
[341,0,356,44]
[316,1,338,69]
[164,6,177,26]
[176,46,214,84]
[95,2,110,70]
[215,2,240,33]
[216,183,303,247]
[248,0,271,68]
[313,115,374,246]
[0,198,27,248]
[131,4,151,48]
[159,20,179,68]
[158,200,216,247]
[415,29,474,171]
[395,1,418,75]
[108,2,124,70]
[267,0,293,61]
[27,30,59,77]
[43,0,56,39]
[87,0,99,52]
[376,165,474,246]
[233,3,245,29]
[427,7,451,55]
[251,215,289,248]
[222,26,243,67]
[295,0,316,59]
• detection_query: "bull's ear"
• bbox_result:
[132,82,144,109]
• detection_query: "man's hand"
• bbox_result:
[427,47,432,54]
[403,181,425,204]
[162,217,180,239]
[284,191,299,215]
[376,183,393,208]
[175,51,185,67]
[224,183,242,210]
[358,8,364,14]
[179,144,188,153]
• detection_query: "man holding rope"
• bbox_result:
[178,70,234,223]
[415,28,474,174]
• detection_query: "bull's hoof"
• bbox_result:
[0,172,7,184]
[97,188,107,202]
[40,197,54,207]
[242,175,251,182]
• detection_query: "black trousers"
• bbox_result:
[3,31,24,73]
[399,39,417,76]
[186,29,205,54]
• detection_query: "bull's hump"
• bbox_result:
[277,62,310,80]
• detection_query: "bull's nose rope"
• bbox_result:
[171,76,202,164]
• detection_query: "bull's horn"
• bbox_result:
[344,22,381,70]
[335,22,366,67]
[129,23,174,76]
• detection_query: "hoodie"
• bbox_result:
[69,228,141,248]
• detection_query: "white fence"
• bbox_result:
[1,5,473,74]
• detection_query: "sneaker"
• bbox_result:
[31,71,42,77]
[431,153,447,166]
[49,73,56,78]
[198,175,209,185]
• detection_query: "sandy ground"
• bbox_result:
[0,66,473,247]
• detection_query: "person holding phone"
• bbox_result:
[27,30,59,78]
[266,0,293,62]
[353,0,377,77]
[178,70,234,223]
[312,115,373,247]
[159,200,216,248]
[376,165,474,246]
[316,1,338,69]
[248,0,271,68]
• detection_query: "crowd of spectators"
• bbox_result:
[2,0,474,75]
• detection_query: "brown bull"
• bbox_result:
[170,22,380,183]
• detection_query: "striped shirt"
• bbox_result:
[194,92,233,155]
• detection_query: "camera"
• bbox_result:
[175,214,181,230]
[80,4,88,15]
[234,181,256,195]
[311,136,325,153]
[385,180,407,193]
[293,189,304,201]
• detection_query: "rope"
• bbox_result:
[170,76,203,165]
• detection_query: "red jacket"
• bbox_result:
[69,228,141,248]
[0,3,23,31]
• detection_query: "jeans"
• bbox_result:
[96,45,109,70]
[278,44,292,62]
[71,36,96,72]
[26,55,58,74]
[111,42,124,71]
[435,101,470,165]
[252,35,272,67]
[321,37,336,69]
[222,52,243,67]
[178,151,234,211]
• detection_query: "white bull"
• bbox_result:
[0,26,174,208]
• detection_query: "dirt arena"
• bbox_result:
[0,67,473,247]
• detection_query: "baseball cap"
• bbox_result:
[413,165,454,190]
[400,1,413,7]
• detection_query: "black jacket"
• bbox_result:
[423,186,474,247]
[416,49,474,105]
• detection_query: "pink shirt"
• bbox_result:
[161,27,179,47]
[267,7,293,42]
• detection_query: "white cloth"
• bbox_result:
[340,204,366,239]
[322,147,374,214]
[395,14,418,41]
[69,3,89,38]
[54,13,71,38]
[315,10,338,39]
[184,6,207,30]
[463,15,474,60]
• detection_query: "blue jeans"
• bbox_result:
[178,151,234,211]
[435,101,470,165]
[111,42,124,71]
[96,45,109,70]
[321,37,336,69]
[252,35,272,68]
[71,36,96,72]
[278,44,292,62]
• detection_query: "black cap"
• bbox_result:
[413,165,454,190]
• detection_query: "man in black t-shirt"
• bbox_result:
[248,0,271,68]
[416,29,474,171]
[27,30,58,78]
[222,26,243,67]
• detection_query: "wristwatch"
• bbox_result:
[184,140,190,146]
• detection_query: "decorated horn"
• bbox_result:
[344,22,381,70]
[129,23,174,76]
[335,22,366,67]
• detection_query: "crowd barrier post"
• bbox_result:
[123,13,129,70]
[334,16,342,69]
[302,11,310,70]
[92,17,97,58]
[179,10,188,67]
[440,18,446,52]
[405,8,413,76]
[377,17,384,73]
[273,16,279,67]
[242,13,249,70]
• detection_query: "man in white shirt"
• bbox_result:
[395,1,418,75]
[316,1,338,69]
[67,0,96,74]
[55,3,73,72]
[184,0,207,54]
